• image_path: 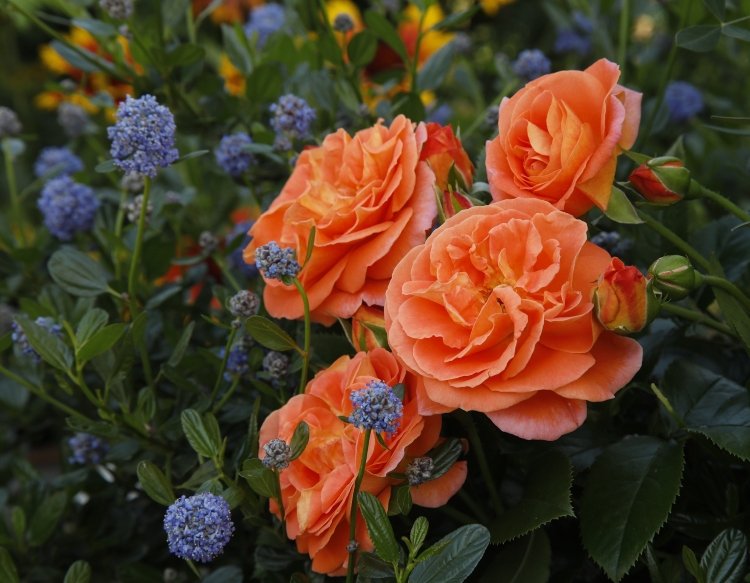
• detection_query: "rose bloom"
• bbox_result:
[486,59,642,217]
[245,115,448,325]
[259,348,467,575]
[385,199,643,441]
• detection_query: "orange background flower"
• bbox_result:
[385,199,643,441]
[486,59,641,216]
[259,348,466,575]
[244,115,439,324]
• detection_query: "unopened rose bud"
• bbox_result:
[648,255,703,300]
[351,305,388,351]
[595,258,658,334]
[629,157,691,206]
[440,188,473,219]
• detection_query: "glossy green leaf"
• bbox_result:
[604,187,644,224]
[77,324,126,364]
[417,43,456,91]
[357,491,400,564]
[721,24,750,41]
[662,360,750,460]
[63,560,92,583]
[288,421,309,461]
[348,31,378,67]
[364,11,408,63]
[136,461,175,506]
[410,517,429,554]
[245,316,299,352]
[167,321,194,367]
[410,524,490,583]
[580,436,684,582]
[16,316,73,372]
[683,546,706,583]
[702,0,726,21]
[48,248,110,297]
[0,548,19,583]
[75,309,109,346]
[701,528,747,583]
[490,451,573,544]
[181,409,220,458]
[239,458,278,499]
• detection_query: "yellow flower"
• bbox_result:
[401,5,454,65]
[481,0,515,16]
[219,54,246,96]
[325,0,363,30]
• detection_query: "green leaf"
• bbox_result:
[16,317,72,372]
[174,150,210,163]
[0,548,19,583]
[288,421,309,461]
[431,6,479,30]
[63,560,92,583]
[245,316,299,352]
[181,409,220,458]
[95,159,116,173]
[239,458,278,499]
[202,566,243,583]
[388,484,412,517]
[712,278,750,356]
[490,451,573,544]
[10,507,25,542]
[427,438,463,481]
[77,324,126,364]
[364,11,408,63]
[136,461,175,506]
[393,91,426,121]
[417,43,456,92]
[604,187,644,224]
[164,43,205,67]
[247,63,283,102]
[580,436,684,582]
[662,360,750,460]
[357,492,400,564]
[28,491,67,546]
[167,321,194,367]
[48,248,110,297]
[71,18,117,37]
[348,31,378,67]
[410,517,429,554]
[683,546,706,583]
[721,24,750,41]
[676,25,722,52]
[701,528,747,583]
[202,412,223,456]
[702,0,726,21]
[410,524,490,583]
[75,309,109,346]
[481,530,550,583]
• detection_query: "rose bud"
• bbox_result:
[420,122,473,192]
[439,187,474,219]
[629,157,691,205]
[351,305,388,351]
[595,258,658,334]
[647,255,703,300]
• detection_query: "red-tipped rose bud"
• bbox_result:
[351,305,388,351]
[420,122,474,192]
[440,187,474,219]
[647,255,703,300]
[629,157,691,205]
[595,258,658,334]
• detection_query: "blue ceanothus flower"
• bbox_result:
[34,147,84,178]
[215,132,254,177]
[255,241,300,281]
[164,493,235,563]
[37,176,99,240]
[349,380,404,436]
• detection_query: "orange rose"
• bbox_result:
[244,116,438,324]
[385,199,643,441]
[486,59,642,216]
[351,305,388,351]
[258,348,466,575]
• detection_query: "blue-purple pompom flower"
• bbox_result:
[222,344,250,381]
[34,147,84,178]
[255,241,300,281]
[215,133,254,177]
[269,94,316,142]
[108,94,179,178]
[665,81,704,123]
[512,49,551,81]
[244,3,285,48]
[68,433,109,465]
[38,176,99,241]
[164,493,235,563]
[349,380,403,436]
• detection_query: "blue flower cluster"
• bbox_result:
[34,147,84,178]
[255,241,300,281]
[11,317,62,362]
[245,3,285,48]
[555,11,593,55]
[512,49,551,81]
[223,345,249,381]
[665,81,704,123]
[38,176,99,241]
[164,493,235,563]
[108,94,179,178]
[68,433,109,465]
[269,94,316,144]
[215,132,254,177]
[349,380,403,436]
